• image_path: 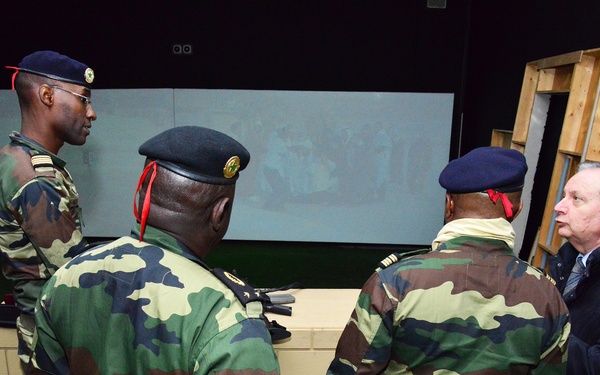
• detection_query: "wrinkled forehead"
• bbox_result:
[567,169,600,197]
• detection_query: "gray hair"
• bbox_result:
[577,161,600,172]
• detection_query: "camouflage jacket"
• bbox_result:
[33,224,281,375]
[328,236,570,374]
[0,131,87,314]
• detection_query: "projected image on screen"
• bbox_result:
[0,89,453,245]
[174,90,454,245]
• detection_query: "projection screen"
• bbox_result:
[0,89,453,245]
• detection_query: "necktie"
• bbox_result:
[563,257,585,297]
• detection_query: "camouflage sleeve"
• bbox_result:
[15,177,88,267]
[3,177,87,311]
[530,266,570,375]
[194,318,280,375]
[531,321,570,375]
[531,299,570,375]
[328,272,393,374]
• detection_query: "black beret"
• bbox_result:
[15,50,94,88]
[139,126,250,185]
[439,146,527,193]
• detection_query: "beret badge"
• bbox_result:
[224,156,241,179]
[85,68,95,84]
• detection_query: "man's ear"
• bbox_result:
[444,193,454,222]
[39,84,54,107]
[210,196,231,232]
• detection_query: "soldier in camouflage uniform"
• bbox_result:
[0,51,96,372]
[327,147,570,374]
[33,126,281,374]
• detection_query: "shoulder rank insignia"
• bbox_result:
[534,266,557,286]
[210,267,292,343]
[211,268,267,306]
[31,154,53,169]
[31,154,54,175]
[376,248,432,271]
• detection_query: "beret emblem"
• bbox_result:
[223,156,241,179]
[85,68,95,84]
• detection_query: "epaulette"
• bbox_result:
[30,154,55,176]
[534,266,557,286]
[211,268,267,306]
[211,268,291,343]
[376,248,432,271]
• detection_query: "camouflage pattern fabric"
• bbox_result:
[328,236,570,374]
[33,224,281,375]
[0,131,88,365]
[0,132,87,313]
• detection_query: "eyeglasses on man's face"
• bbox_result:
[51,85,92,105]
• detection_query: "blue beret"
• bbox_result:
[439,146,527,193]
[16,50,94,88]
[139,126,250,185]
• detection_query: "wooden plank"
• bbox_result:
[582,59,600,161]
[490,129,513,148]
[537,154,568,251]
[516,49,600,268]
[537,66,573,93]
[536,50,583,69]
[537,68,556,92]
[558,54,597,153]
[531,244,546,269]
[585,99,600,161]
[531,241,559,270]
[583,47,600,59]
[538,242,560,256]
[512,63,540,144]
[510,143,525,153]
